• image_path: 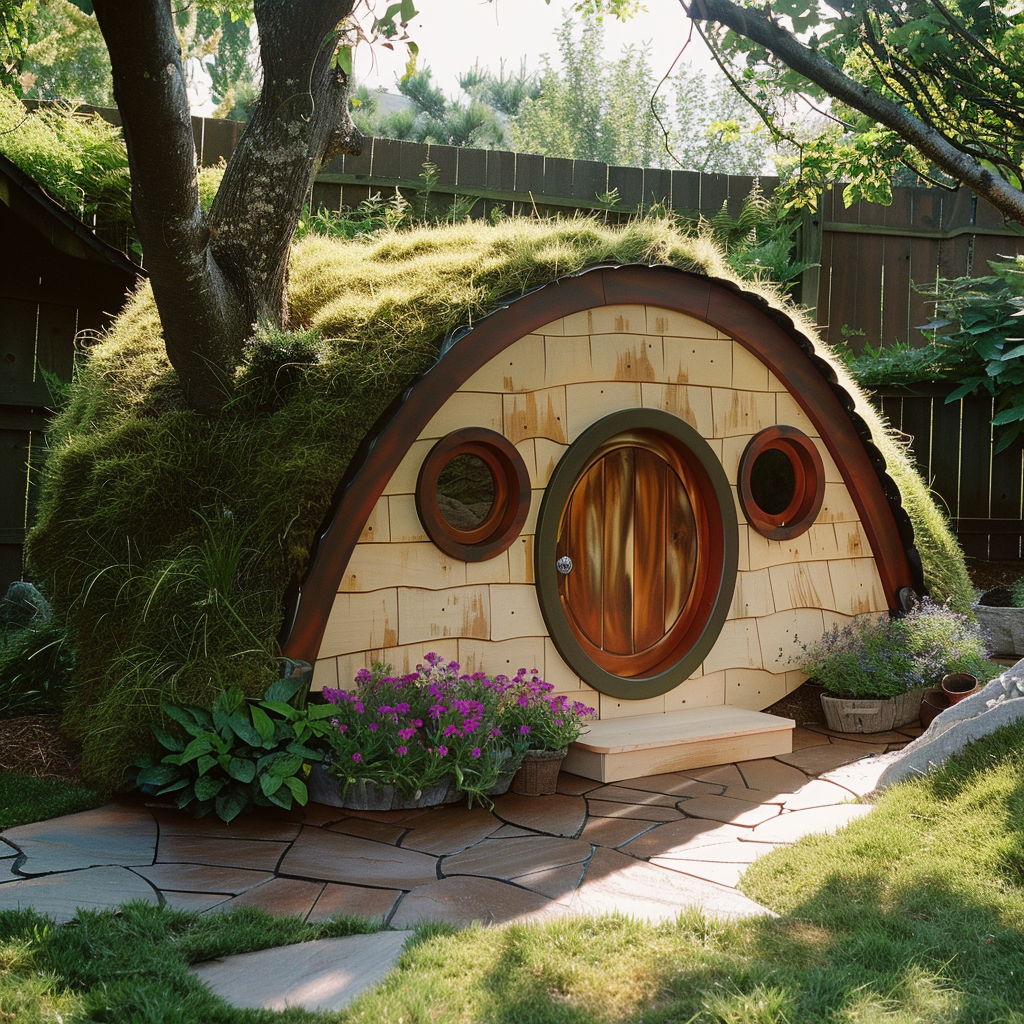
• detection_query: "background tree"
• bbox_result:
[82,0,366,413]
[677,0,1024,224]
[1,0,113,104]
[512,12,771,173]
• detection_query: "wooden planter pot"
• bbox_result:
[819,690,923,733]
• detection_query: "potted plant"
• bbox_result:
[794,599,992,733]
[973,576,1024,658]
[310,654,531,809]
[495,670,595,795]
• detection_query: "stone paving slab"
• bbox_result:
[579,816,659,849]
[674,795,780,828]
[390,876,565,928]
[398,805,499,855]
[775,742,872,774]
[0,866,159,923]
[744,804,874,843]
[585,785,682,807]
[511,863,587,899]
[586,799,685,822]
[132,862,275,894]
[442,836,590,880]
[650,857,747,888]
[210,877,325,918]
[564,847,774,922]
[820,753,901,796]
[556,773,603,796]
[325,818,409,844]
[156,834,289,872]
[3,803,157,875]
[491,793,587,836]
[613,773,725,798]
[190,931,412,1012]
[619,820,750,860]
[734,759,810,794]
[790,727,831,750]
[680,764,747,787]
[781,779,855,810]
[306,882,402,924]
[280,828,439,890]
[1,855,20,883]
[651,840,780,865]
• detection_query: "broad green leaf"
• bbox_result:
[194,774,226,801]
[265,786,292,809]
[337,45,352,77]
[227,757,256,783]
[155,777,190,795]
[215,789,248,823]
[283,777,308,805]
[268,754,303,778]
[260,774,283,796]
[151,726,184,752]
[992,406,1024,425]
[197,754,217,775]
[250,705,276,744]
[180,736,215,763]
[1000,343,1024,361]
[135,764,179,786]
[228,715,262,747]
[262,677,304,704]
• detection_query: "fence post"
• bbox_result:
[798,200,823,317]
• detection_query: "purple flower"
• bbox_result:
[396,702,410,715]
[519,725,531,735]
[396,746,408,756]
[352,700,365,714]
[336,723,348,733]
[429,704,447,719]
[443,724,460,737]
[489,727,502,737]
[368,722,379,732]
[471,747,482,758]
[437,745,448,757]
[352,752,363,763]
[517,695,529,707]
[398,727,417,740]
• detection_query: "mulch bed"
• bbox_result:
[2,558,1018,786]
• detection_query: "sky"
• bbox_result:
[352,0,714,99]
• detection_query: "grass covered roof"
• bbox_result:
[27,216,973,789]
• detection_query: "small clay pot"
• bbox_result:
[919,686,950,728]
[940,672,979,705]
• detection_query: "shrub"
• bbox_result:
[0,620,73,717]
[794,599,992,700]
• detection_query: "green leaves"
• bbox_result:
[132,670,320,823]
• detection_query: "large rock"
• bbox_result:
[972,601,1024,658]
[2,582,52,629]
[876,662,1024,788]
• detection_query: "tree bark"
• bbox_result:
[92,0,359,413]
[684,0,1024,227]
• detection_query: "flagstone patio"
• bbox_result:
[0,723,919,929]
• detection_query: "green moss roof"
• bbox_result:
[27,216,972,789]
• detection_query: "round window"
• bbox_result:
[738,426,824,539]
[416,429,530,561]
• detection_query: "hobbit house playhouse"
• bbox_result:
[280,262,924,782]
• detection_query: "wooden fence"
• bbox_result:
[873,386,1024,561]
[5,112,1024,596]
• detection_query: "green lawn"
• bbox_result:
[2,721,1023,1023]
[0,770,105,831]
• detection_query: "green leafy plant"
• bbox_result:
[130,673,335,822]
[792,599,993,700]
[0,620,73,716]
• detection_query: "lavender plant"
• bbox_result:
[794,600,991,700]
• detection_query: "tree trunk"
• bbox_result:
[92,0,359,413]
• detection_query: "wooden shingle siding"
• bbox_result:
[311,303,890,717]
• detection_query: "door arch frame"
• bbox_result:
[534,409,739,699]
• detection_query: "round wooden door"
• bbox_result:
[535,411,738,700]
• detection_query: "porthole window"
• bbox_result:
[738,426,824,540]
[416,428,530,561]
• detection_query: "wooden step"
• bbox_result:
[564,707,795,783]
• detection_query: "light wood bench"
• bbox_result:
[563,707,795,783]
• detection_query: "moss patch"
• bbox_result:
[27,216,971,790]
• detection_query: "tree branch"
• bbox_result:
[684,0,1024,225]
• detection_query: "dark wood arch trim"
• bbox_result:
[281,264,921,665]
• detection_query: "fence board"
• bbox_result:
[988,437,1024,559]
[670,170,700,213]
[642,167,672,210]
[958,396,994,557]
[607,165,643,209]
[699,172,728,217]
[929,396,962,520]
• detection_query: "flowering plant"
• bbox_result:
[495,669,595,751]
[318,654,530,804]
[793,599,992,700]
